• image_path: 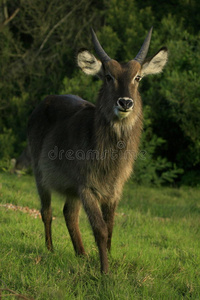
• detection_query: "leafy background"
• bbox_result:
[0,0,199,186]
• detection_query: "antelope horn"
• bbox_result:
[134,27,153,64]
[91,28,111,63]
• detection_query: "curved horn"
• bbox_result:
[134,27,153,64]
[91,28,111,63]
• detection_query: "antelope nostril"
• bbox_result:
[126,100,134,109]
[118,99,125,108]
[118,98,134,110]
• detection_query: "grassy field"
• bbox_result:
[0,172,200,299]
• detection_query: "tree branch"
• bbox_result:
[0,7,20,30]
[3,0,9,19]
[36,0,85,58]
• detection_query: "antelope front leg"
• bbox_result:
[101,202,117,252]
[63,197,85,256]
[80,187,108,274]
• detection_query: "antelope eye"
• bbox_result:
[135,75,142,82]
[105,74,113,82]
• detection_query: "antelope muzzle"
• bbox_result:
[117,98,134,111]
[115,97,134,120]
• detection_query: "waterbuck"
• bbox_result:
[28,28,168,273]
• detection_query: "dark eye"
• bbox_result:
[105,74,113,82]
[135,75,142,82]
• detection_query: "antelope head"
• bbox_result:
[77,28,168,123]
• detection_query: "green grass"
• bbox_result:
[0,172,200,299]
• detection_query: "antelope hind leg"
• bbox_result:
[37,185,53,251]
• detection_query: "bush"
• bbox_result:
[133,106,183,186]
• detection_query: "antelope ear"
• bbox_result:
[77,49,103,76]
[141,47,168,77]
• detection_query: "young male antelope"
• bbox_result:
[28,28,168,273]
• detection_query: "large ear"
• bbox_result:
[77,49,103,76]
[141,47,168,77]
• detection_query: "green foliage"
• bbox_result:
[60,72,101,104]
[0,128,15,159]
[134,106,183,186]
[146,15,200,171]
[180,170,200,187]
[0,92,30,163]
